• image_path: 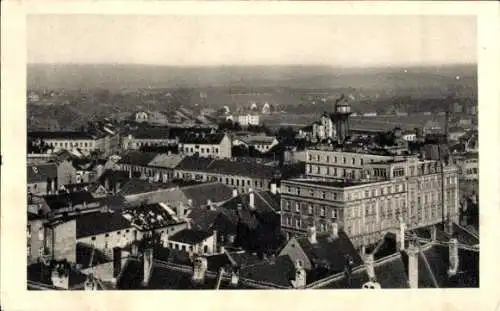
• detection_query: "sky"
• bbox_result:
[27,15,476,67]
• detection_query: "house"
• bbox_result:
[232,135,279,153]
[121,127,177,150]
[167,229,218,256]
[278,226,363,282]
[116,151,160,180]
[179,133,232,159]
[174,156,279,193]
[27,163,58,195]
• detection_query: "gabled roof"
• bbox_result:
[179,133,227,145]
[169,229,213,245]
[76,211,132,239]
[175,156,214,171]
[27,163,58,183]
[181,182,234,207]
[295,231,363,274]
[117,151,159,167]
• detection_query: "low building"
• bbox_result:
[116,151,160,180]
[232,135,279,153]
[179,133,232,159]
[167,229,218,256]
[174,156,279,193]
[121,127,177,150]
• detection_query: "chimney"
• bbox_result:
[115,182,121,194]
[307,226,317,244]
[399,219,406,251]
[207,199,213,209]
[331,222,339,239]
[230,267,240,286]
[447,238,459,277]
[406,242,419,289]
[142,247,154,286]
[364,254,376,281]
[430,225,437,241]
[129,169,132,179]
[270,183,277,195]
[104,178,110,191]
[131,242,139,257]
[51,263,70,289]
[249,189,255,210]
[192,256,208,283]
[212,230,218,255]
[291,260,306,289]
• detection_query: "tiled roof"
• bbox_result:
[117,151,159,166]
[205,159,279,179]
[129,127,171,140]
[98,170,131,187]
[179,133,226,145]
[239,255,295,288]
[124,187,188,207]
[148,154,185,169]
[188,209,221,231]
[175,156,215,171]
[27,163,58,183]
[76,211,132,239]
[43,191,97,210]
[374,254,410,288]
[226,251,262,267]
[123,203,185,230]
[237,135,277,145]
[296,231,364,274]
[169,229,213,245]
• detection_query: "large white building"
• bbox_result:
[179,133,232,159]
[237,114,260,126]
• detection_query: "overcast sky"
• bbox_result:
[27,15,476,67]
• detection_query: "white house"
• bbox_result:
[179,133,232,159]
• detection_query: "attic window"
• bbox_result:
[291,243,295,248]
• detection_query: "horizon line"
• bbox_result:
[27,62,477,69]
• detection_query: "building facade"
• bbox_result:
[237,114,260,126]
[179,133,232,159]
[305,147,394,181]
[280,157,460,248]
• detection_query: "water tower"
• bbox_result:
[333,94,353,144]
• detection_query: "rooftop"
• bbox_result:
[28,131,100,140]
[28,163,58,183]
[169,229,213,245]
[283,178,375,189]
[76,210,132,239]
[147,153,185,169]
[179,133,227,145]
[117,151,159,167]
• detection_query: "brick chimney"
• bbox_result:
[447,238,459,277]
[249,189,255,210]
[307,226,317,244]
[291,260,306,289]
[192,256,208,283]
[364,254,376,281]
[406,242,419,289]
[142,247,154,287]
[232,188,238,198]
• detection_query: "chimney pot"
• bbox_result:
[249,190,255,210]
[232,188,238,198]
[406,243,419,289]
[364,254,376,281]
[270,183,277,194]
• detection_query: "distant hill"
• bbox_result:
[28,63,476,94]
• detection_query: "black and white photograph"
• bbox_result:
[21,13,482,291]
[22,14,480,290]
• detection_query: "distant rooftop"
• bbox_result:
[283,178,376,188]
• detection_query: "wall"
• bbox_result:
[278,238,312,270]
[27,181,50,195]
[77,227,135,252]
[167,234,216,256]
[28,218,46,264]
[57,159,77,186]
[51,219,77,263]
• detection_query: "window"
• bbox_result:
[295,202,300,213]
[343,157,346,164]
[352,158,356,165]
[309,190,314,197]
[360,159,364,165]
[320,207,325,216]
[308,154,312,161]
[316,155,320,161]
[333,192,338,200]
[182,245,186,251]
[117,231,121,235]
[308,205,313,214]
[105,233,109,237]
[203,245,208,253]
[322,192,326,199]
[326,156,330,162]
[91,236,96,241]
[316,166,320,174]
